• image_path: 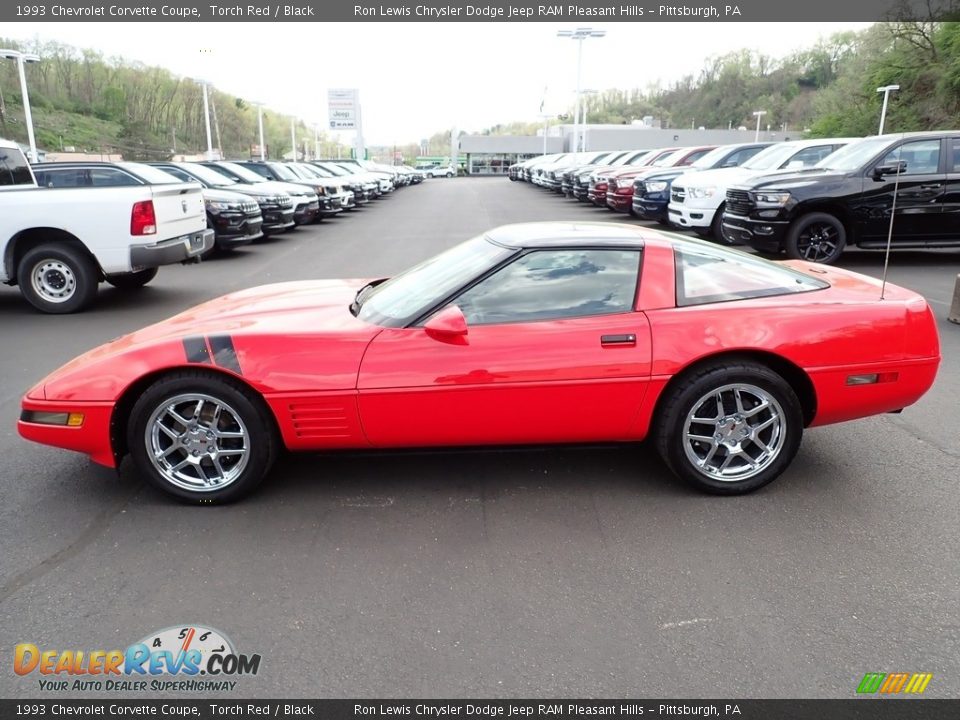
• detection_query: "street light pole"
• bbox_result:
[752,110,767,142]
[876,84,899,135]
[252,102,266,160]
[290,118,297,161]
[0,49,41,162]
[557,28,605,154]
[538,113,551,156]
[201,81,214,160]
[314,123,320,161]
[581,89,598,151]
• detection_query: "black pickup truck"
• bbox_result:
[721,131,960,263]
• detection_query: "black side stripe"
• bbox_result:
[183,336,211,364]
[208,334,242,375]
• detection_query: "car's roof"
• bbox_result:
[486,222,649,249]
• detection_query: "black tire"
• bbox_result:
[128,371,279,504]
[653,361,804,495]
[105,267,158,290]
[785,212,846,264]
[710,203,730,244]
[17,243,100,314]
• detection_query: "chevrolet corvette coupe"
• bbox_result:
[18,223,940,503]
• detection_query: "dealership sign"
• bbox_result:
[328,88,359,130]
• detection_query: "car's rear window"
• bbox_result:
[675,241,827,306]
[0,146,35,186]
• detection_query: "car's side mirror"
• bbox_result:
[872,161,907,180]
[424,305,468,344]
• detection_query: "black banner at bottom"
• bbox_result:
[2,700,959,720]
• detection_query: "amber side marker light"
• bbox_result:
[20,410,85,427]
[846,372,899,386]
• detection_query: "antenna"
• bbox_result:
[879,135,905,301]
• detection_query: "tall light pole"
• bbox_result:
[876,84,899,135]
[200,80,214,160]
[290,118,297,161]
[557,27,605,154]
[313,123,320,160]
[0,49,41,162]
[538,113,551,156]
[251,101,266,160]
[581,89,598,151]
[752,110,767,142]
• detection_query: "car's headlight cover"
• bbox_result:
[688,186,716,199]
[204,200,240,211]
[644,180,669,193]
[753,191,792,207]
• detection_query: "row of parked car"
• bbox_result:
[0,137,430,313]
[509,130,960,264]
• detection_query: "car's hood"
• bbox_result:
[673,165,757,188]
[134,280,372,342]
[732,169,849,191]
[203,188,259,204]
[36,280,385,401]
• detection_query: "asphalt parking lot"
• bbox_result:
[1,177,958,699]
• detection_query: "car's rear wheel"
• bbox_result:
[128,371,278,504]
[17,243,100,314]
[785,212,846,264]
[105,267,158,290]
[654,362,803,495]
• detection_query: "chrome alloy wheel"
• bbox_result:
[683,383,786,482]
[30,259,77,303]
[145,393,250,492]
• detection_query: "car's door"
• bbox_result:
[938,138,960,243]
[855,137,946,244]
[357,248,652,447]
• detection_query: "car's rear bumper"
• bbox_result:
[18,399,116,468]
[130,229,214,268]
[807,357,941,427]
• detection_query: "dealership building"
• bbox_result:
[458,124,798,175]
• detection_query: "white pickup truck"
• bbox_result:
[0,139,214,313]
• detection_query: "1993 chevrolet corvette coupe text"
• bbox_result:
[18,223,940,503]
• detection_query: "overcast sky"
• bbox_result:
[4,22,873,145]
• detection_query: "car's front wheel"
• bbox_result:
[654,362,803,495]
[105,267,158,290]
[785,212,846,264]
[128,371,279,504]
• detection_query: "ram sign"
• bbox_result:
[328,89,359,130]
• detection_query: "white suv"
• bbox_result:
[669,138,858,241]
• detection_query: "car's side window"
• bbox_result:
[451,249,641,325]
[89,168,141,186]
[879,139,942,175]
[36,169,90,187]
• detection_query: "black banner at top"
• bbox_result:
[2,0,960,22]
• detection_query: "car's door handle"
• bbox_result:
[600,334,637,347]
[919,184,943,190]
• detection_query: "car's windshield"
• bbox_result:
[356,235,514,327]
[740,143,803,171]
[120,162,180,184]
[215,162,268,183]
[309,165,336,178]
[691,145,737,169]
[814,136,892,171]
[618,150,652,166]
[319,163,351,177]
[266,163,298,181]
[653,149,685,167]
[179,163,238,186]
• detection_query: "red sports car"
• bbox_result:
[18,223,940,503]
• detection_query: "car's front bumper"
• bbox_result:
[720,212,790,252]
[634,197,669,221]
[606,192,632,212]
[667,200,716,230]
[130,229,214,268]
[293,200,321,224]
[19,398,116,468]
